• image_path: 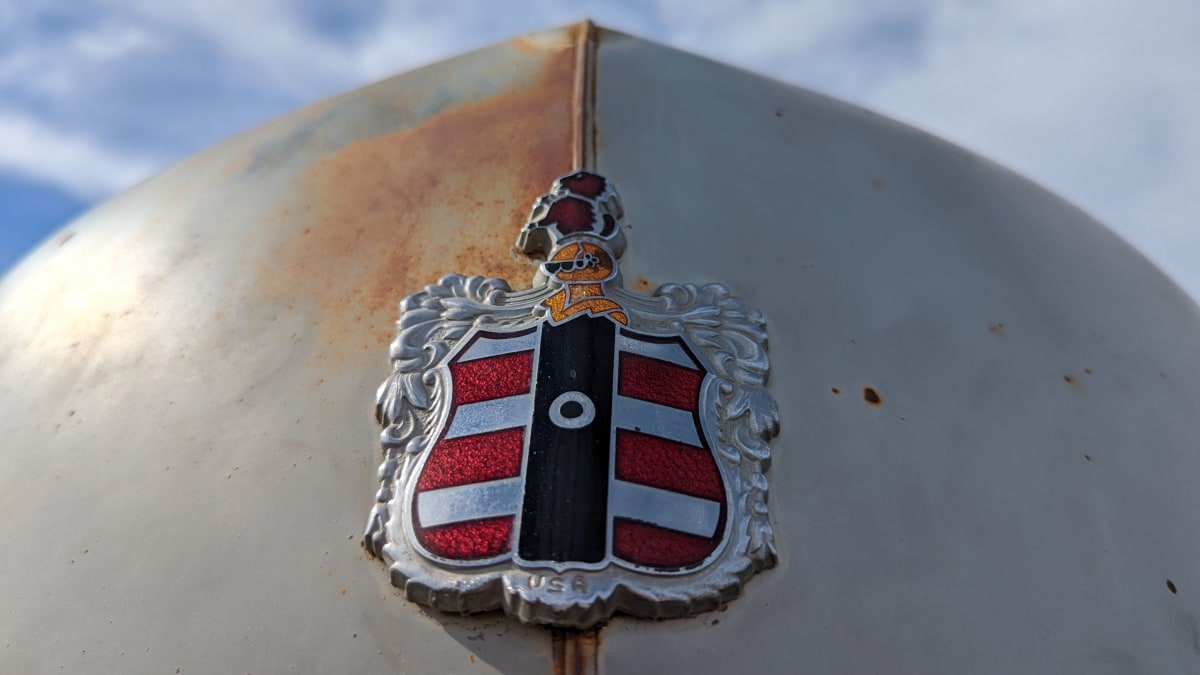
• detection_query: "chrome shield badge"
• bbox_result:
[364,172,779,628]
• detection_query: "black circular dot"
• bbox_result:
[560,400,584,419]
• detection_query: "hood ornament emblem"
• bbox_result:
[364,171,779,628]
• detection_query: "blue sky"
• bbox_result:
[1,1,1197,296]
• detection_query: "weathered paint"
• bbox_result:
[593,27,1200,674]
[552,629,601,675]
[258,29,579,364]
[0,24,590,675]
[2,19,1200,675]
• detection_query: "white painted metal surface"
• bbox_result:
[595,29,1200,674]
[1,21,1198,674]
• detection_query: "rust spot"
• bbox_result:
[469,654,476,663]
[512,36,553,55]
[1167,579,1178,595]
[1084,454,1092,462]
[261,36,580,364]
[831,387,841,395]
[862,387,882,406]
[633,276,652,293]
[988,323,1005,336]
[1084,368,1093,375]
[339,588,347,596]
[584,23,598,169]
[512,22,583,55]
[552,628,600,675]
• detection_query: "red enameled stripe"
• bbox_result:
[617,352,702,410]
[612,518,718,569]
[416,427,525,491]
[450,350,533,407]
[614,429,724,501]
[416,516,513,560]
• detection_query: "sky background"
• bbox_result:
[1,1,1196,296]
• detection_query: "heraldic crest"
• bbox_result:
[364,171,779,628]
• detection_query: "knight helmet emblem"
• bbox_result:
[364,171,780,628]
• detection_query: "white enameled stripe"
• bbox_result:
[608,481,721,538]
[416,477,524,528]
[457,332,540,362]
[616,334,697,369]
[445,394,534,439]
[612,395,701,446]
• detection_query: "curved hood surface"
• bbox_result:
[2,22,1199,674]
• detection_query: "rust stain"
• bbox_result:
[831,386,841,396]
[632,276,653,293]
[1167,579,1178,595]
[551,628,600,675]
[587,24,598,169]
[261,39,580,363]
[573,20,598,169]
[512,22,582,55]
[862,386,883,407]
[988,322,1005,337]
[510,36,544,55]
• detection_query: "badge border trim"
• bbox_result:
[365,274,779,628]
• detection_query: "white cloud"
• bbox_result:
[0,0,1195,295]
[630,0,1200,295]
[0,111,158,196]
[0,20,161,97]
[848,0,1200,292]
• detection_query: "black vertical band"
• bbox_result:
[519,315,615,563]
